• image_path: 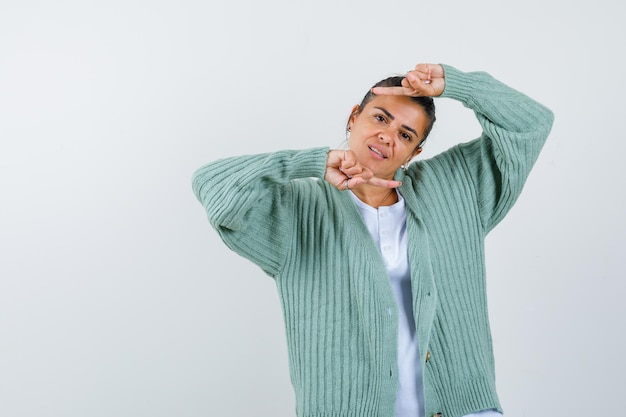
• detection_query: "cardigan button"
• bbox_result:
[425,351,431,362]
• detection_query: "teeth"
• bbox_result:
[369,146,385,158]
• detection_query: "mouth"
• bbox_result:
[368,145,387,159]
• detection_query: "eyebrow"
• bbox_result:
[373,107,419,139]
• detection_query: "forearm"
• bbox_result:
[440,64,554,139]
[191,147,329,276]
[438,65,554,231]
[192,147,328,230]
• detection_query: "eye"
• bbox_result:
[400,132,412,141]
[374,114,387,123]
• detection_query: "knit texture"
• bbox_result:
[192,65,554,417]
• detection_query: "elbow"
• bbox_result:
[538,104,555,138]
[545,107,555,131]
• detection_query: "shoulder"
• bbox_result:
[406,144,470,182]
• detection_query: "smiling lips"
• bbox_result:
[368,145,387,159]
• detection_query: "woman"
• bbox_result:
[192,63,554,417]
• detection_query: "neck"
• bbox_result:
[351,184,398,209]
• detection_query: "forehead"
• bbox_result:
[363,94,428,125]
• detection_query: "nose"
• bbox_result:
[378,126,393,144]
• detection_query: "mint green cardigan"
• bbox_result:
[192,65,554,417]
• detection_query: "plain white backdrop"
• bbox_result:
[1,1,624,416]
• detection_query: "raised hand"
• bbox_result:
[372,63,445,97]
[325,150,402,190]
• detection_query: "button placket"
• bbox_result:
[379,207,393,255]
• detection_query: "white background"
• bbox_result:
[1,1,624,416]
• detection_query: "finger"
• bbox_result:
[372,86,420,96]
[343,176,366,189]
[342,150,358,167]
[340,156,361,178]
[414,63,444,78]
[405,72,436,96]
[336,177,351,191]
[326,149,345,167]
[412,64,432,78]
[408,71,446,97]
[341,169,374,187]
[341,161,357,173]
[407,68,431,83]
[406,70,430,86]
[340,162,368,178]
[343,176,374,190]
[367,176,402,189]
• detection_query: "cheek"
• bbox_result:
[347,134,361,152]
[401,146,418,161]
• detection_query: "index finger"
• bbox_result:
[367,176,402,188]
[371,86,417,96]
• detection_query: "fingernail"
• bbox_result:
[407,73,416,81]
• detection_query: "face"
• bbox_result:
[348,94,429,180]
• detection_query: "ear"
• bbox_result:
[348,104,360,130]
[411,146,423,159]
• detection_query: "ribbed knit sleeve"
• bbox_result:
[439,65,554,232]
[192,147,329,277]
